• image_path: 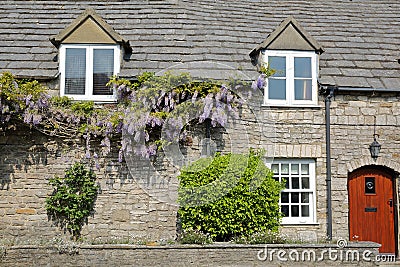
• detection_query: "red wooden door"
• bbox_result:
[348,167,396,253]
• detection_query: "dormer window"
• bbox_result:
[262,50,318,106]
[250,16,324,107]
[50,8,131,102]
[60,44,120,101]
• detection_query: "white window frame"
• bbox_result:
[267,159,317,224]
[261,50,318,107]
[59,44,120,102]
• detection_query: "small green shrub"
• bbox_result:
[232,230,288,244]
[46,162,99,239]
[178,150,284,242]
[177,228,213,245]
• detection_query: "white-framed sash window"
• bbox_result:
[59,44,120,102]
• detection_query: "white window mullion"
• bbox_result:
[86,46,92,99]
[112,47,120,99]
[286,56,294,105]
[59,46,66,97]
[312,55,318,103]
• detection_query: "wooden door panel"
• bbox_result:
[348,167,395,253]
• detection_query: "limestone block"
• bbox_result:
[15,208,37,215]
[360,107,376,116]
[344,107,360,116]
[349,101,367,108]
[293,145,301,157]
[387,115,396,125]
[298,231,318,243]
[112,209,131,222]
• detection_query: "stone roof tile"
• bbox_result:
[0,0,399,89]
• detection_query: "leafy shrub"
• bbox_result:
[46,163,99,239]
[178,150,284,241]
[177,228,213,245]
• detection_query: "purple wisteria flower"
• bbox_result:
[256,75,265,89]
[252,74,266,90]
[147,144,157,157]
[118,149,123,162]
[25,94,33,106]
[32,114,42,125]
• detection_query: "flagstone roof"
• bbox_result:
[0,0,399,88]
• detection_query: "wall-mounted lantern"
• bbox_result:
[369,116,381,160]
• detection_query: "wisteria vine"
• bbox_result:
[0,70,268,169]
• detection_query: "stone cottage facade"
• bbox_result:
[1,0,400,254]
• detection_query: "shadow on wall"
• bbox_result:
[178,121,226,165]
[0,121,228,191]
[0,126,51,190]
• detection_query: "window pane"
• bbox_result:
[281,164,289,174]
[284,178,289,189]
[301,193,309,203]
[65,48,86,95]
[281,192,289,203]
[269,56,286,77]
[301,164,309,175]
[291,164,299,174]
[294,57,311,78]
[268,79,286,100]
[281,205,289,217]
[301,177,310,189]
[93,49,114,95]
[292,177,299,189]
[301,205,310,217]
[271,164,279,174]
[291,206,299,217]
[291,192,299,203]
[294,79,312,100]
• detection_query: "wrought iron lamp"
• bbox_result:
[369,116,381,160]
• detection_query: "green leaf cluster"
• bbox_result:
[45,162,99,239]
[0,71,46,108]
[178,150,285,241]
[260,64,276,77]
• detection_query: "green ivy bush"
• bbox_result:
[46,162,99,239]
[177,150,284,242]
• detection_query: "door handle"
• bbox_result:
[388,199,393,207]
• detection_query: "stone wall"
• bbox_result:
[329,92,400,243]
[0,125,178,243]
[257,104,327,241]
[253,91,400,246]
[0,111,263,243]
[1,90,400,248]
[0,242,382,267]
